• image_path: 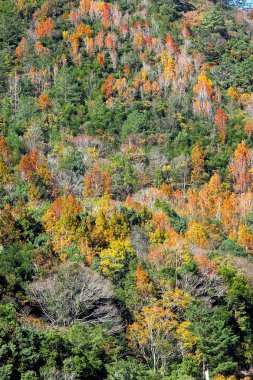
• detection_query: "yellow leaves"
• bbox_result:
[239,93,251,107]
[15,0,37,13]
[62,31,69,39]
[198,172,225,219]
[193,70,213,94]
[108,212,129,239]
[213,376,236,380]
[128,304,177,346]
[90,207,130,250]
[191,142,205,183]
[37,162,52,185]
[193,71,214,117]
[76,23,92,38]
[114,78,127,96]
[220,194,239,239]
[95,193,114,212]
[140,70,147,82]
[28,183,41,207]
[86,147,99,160]
[161,50,168,65]
[0,152,12,185]
[227,86,239,101]
[161,282,192,312]
[128,285,196,367]
[161,51,174,84]
[162,165,172,172]
[148,212,179,245]
[97,1,107,12]
[238,224,253,254]
[149,229,165,244]
[43,194,82,254]
[133,33,143,49]
[176,321,198,350]
[164,59,174,81]
[186,221,209,249]
[233,140,250,162]
[127,303,178,372]
[99,239,133,279]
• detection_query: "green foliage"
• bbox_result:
[59,147,85,175]
[154,199,188,232]
[0,0,253,378]
[0,308,124,380]
[187,303,238,376]
[106,359,149,379]
[121,111,147,140]
[0,244,34,293]
[219,239,247,257]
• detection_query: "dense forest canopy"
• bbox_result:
[0,0,253,379]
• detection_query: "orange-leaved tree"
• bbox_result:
[191,142,205,184]
[43,194,82,256]
[193,71,214,118]
[35,17,55,38]
[198,172,225,219]
[84,164,111,198]
[134,262,153,296]
[215,107,227,144]
[19,147,39,182]
[238,224,253,254]
[230,141,252,193]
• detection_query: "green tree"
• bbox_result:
[187,303,238,376]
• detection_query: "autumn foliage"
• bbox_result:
[84,164,111,198]
[1,0,253,378]
[215,108,227,144]
[19,147,39,181]
[35,17,55,38]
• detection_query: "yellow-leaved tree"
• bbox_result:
[127,304,178,374]
[191,142,205,184]
[43,194,82,258]
[99,239,134,280]
[186,221,209,249]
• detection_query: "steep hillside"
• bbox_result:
[0,0,253,379]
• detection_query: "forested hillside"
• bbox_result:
[0,0,253,379]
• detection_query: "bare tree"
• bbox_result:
[178,270,226,304]
[9,71,21,116]
[29,263,123,333]
[130,225,150,259]
[170,154,191,196]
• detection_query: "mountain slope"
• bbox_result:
[0,0,253,379]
